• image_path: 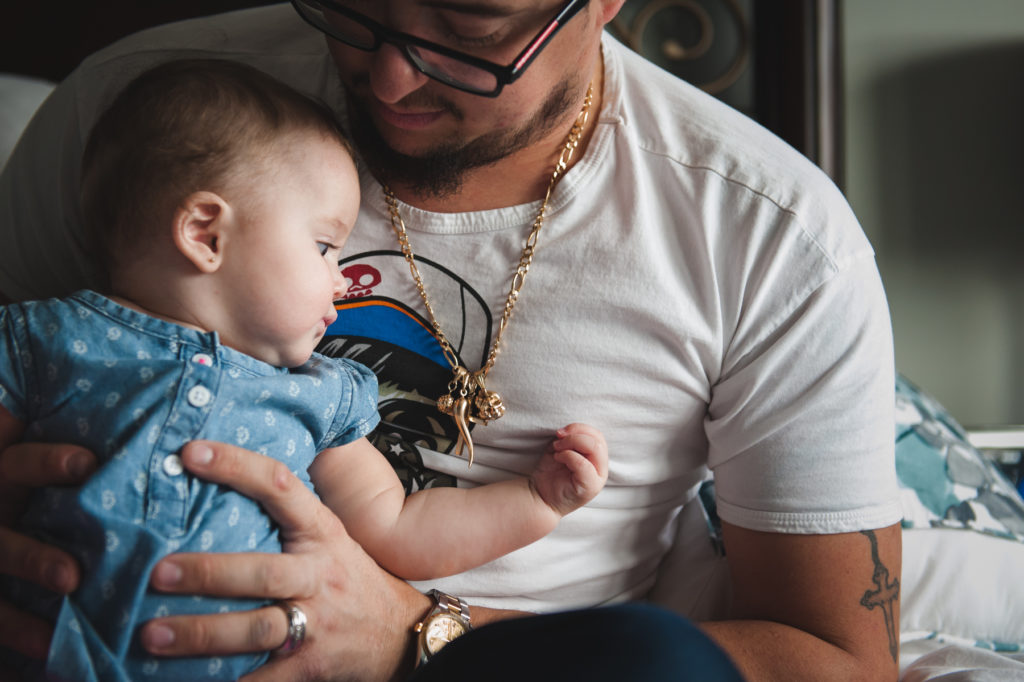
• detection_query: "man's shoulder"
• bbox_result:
[605,35,861,259]
[608,36,832,198]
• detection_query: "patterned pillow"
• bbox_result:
[895,374,1024,655]
[896,374,1024,541]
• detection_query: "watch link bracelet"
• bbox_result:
[413,589,472,664]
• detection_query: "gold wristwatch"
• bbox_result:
[414,589,472,664]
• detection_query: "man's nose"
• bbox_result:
[368,43,431,104]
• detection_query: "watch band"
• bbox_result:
[432,591,470,623]
[414,589,472,665]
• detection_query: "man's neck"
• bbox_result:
[386,54,604,214]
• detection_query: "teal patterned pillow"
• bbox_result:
[895,375,1024,541]
[896,375,1024,656]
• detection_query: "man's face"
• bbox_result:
[323,1,600,197]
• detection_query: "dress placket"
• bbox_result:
[144,340,222,538]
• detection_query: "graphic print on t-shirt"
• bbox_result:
[318,250,493,493]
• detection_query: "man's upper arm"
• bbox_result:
[715,521,902,681]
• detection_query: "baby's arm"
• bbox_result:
[308,423,608,581]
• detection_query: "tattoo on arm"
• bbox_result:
[859,529,900,663]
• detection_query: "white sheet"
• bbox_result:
[902,643,1024,681]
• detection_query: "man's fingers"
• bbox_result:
[0,442,96,487]
[0,599,54,661]
[0,526,79,593]
[150,552,317,601]
[180,441,329,539]
[140,605,290,657]
[0,441,95,528]
[242,653,316,682]
[0,440,89,665]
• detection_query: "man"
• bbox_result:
[0,1,902,680]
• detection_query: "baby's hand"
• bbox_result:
[531,423,608,517]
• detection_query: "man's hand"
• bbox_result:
[139,440,432,682]
[0,430,97,660]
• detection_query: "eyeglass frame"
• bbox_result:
[290,0,590,97]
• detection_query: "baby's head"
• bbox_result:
[81,59,360,367]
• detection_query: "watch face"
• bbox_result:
[423,613,469,655]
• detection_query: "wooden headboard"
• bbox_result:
[607,0,843,186]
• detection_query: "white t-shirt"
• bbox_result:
[0,4,901,615]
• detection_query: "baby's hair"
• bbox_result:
[80,58,352,283]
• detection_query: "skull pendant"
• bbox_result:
[473,389,505,423]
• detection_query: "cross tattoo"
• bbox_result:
[860,529,900,662]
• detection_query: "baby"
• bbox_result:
[0,59,607,681]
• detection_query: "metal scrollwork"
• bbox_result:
[610,0,751,96]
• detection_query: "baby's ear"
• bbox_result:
[173,191,230,273]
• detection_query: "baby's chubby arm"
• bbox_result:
[308,423,608,581]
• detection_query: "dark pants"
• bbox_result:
[409,603,745,682]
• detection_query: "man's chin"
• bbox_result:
[349,108,474,198]
[343,76,576,200]
[360,143,469,199]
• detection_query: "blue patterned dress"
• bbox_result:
[0,290,379,681]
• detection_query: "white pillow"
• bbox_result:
[902,528,1024,651]
[0,73,55,169]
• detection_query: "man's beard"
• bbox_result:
[345,77,578,200]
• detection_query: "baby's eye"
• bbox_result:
[317,242,332,256]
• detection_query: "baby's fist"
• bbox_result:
[532,423,608,516]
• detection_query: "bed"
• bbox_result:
[3,1,1024,679]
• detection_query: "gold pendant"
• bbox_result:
[436,367,505,467]
[384,82,592,471]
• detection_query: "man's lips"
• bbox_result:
[373,100,446,130]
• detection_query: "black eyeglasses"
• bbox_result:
[291,0,589,97]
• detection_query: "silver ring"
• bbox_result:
[275,602,307,655]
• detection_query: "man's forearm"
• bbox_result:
[701,619,897,682]
[459,603,533,629]
[708,523,902,682]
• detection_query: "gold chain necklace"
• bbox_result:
[384,83,593,467]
